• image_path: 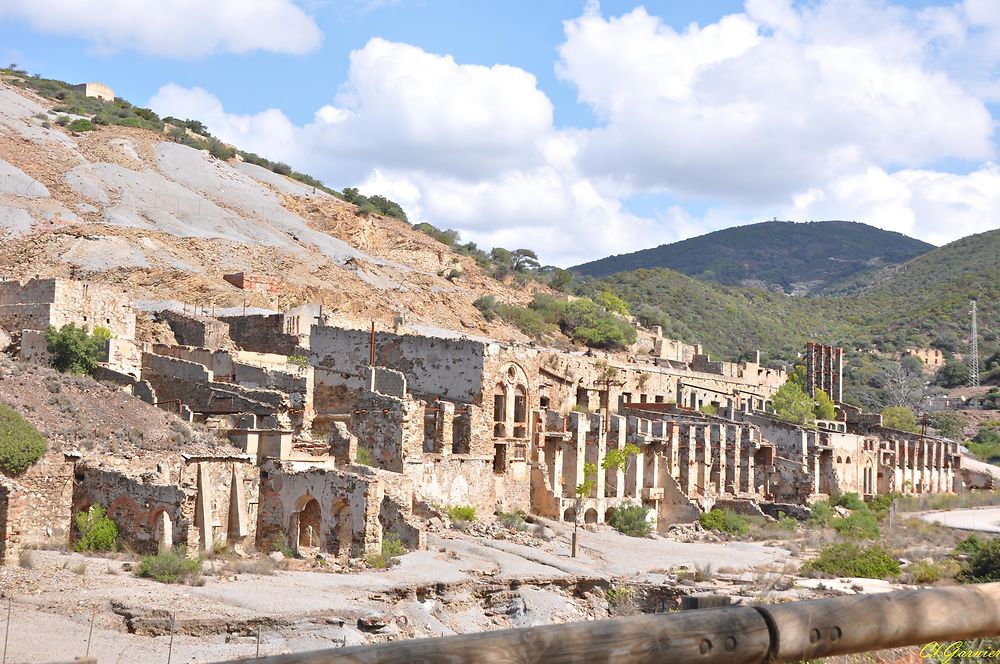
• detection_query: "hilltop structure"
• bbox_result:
[0,277,972,564]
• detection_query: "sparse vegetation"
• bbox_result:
[0,402,47,474]
[445,505,476,523]
[497,510,529,531]
[381,532,407,558]
[270,531,295,558]
[605,585,640,616]
[136,549,204,584]
[66,118,95,133]
[831,510,881,540]
[699,508,749,535]
[354,447,373,466]
[803,542,900,579]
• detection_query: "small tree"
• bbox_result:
[881,406,918,433]
[602,444,640,474]
[931,411,966,440]
[75,504,119,552]
[510,249,540,273]
[771,381,815,426]
[45,324,111,375]
[814,388,837,420]
[571,462,598,557]
[595,291,630,316]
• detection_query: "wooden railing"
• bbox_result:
[220,582,1000,663]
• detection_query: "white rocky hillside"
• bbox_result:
[0,80,538,340]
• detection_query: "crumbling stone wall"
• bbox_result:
[220,313,302,355]
[257,460,382,557]
[71,458,258,556]
[159,311,231,349]
[0,278,136,341]
[0,453,76,561]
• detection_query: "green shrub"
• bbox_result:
[911,559,944,584]
[473,295,498,321]
[0,403,47,474]
[496,304,556,339]
[381,532,407,558]
[66,118,94,132]
[956,534,985,555]
[354,447,373,466]
[699,508,749,535]
[609,503,652,537]
[959,537,1000,583]
[74,504,119,552]
[497,510,528,531]
[808,500,835,527]
[868,493,895,517]
[832,510,881,540]
[833,492,867,511]
[45,323,111,375]
[136,550,203,584]
[445,505,476,522]
[804,542,900,579]
[207,138,235,160]
[115,116,143,128]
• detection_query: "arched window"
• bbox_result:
[836,456,843,464]
[493,384,507,438]
[845,456,852,465]
[513,385,527,438]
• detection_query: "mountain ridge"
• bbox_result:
[572,220,935,296]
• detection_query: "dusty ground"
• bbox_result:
[0,518,800,664]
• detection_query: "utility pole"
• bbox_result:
[969,300,980,389]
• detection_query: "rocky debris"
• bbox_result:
[357,613,391,632]
[110,601,287,637]
[664,522,723,543]
[268,552,285,564]
[443,519,547,547]
[834,506,851,518]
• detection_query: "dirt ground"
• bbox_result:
[1,517,798,664]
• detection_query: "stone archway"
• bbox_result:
[584,508,598,524]
[563,506,576,522]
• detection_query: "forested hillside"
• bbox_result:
[572,220,933,295]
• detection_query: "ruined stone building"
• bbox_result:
[0,278,977,566]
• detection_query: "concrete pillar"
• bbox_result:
[716,424,727,495]
[156,510,173,553]
[435,401,455,456]
[668,424,680,482]
[730,425,742,494]
[229,464,248,538]
[744,427,756,495]
[196,463,214,554]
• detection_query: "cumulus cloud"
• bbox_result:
[148,4,1000,265]
[0,0,323,58]
[148,39,634,265]
[558,0,996,201]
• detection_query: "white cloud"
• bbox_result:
[558,1,996,200]
[785,163,1000,246]
[147,5,1000,267]
[0,0,323,58]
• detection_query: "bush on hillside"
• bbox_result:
[608,503,652,537]
[699,508,749,535]
[770,381,815,426]
[804,542,900,579]
[66,118,94,132]
[833,492,866,511]
[831,510,880,540]
[44,324,111,375]
[0,403,47,474]
[959,537,1000,583]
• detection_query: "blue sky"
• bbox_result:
[2,0,998,266]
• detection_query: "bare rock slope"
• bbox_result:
[0,80,534,340]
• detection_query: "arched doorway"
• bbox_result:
[584,508,598,524]
[297,497,321,550]
[563,506,576,523]
[330,498,352,557]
